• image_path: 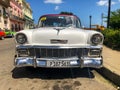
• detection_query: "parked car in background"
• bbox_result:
[5,29,15,38]
[0,28,6,40]
[14,14,104,69]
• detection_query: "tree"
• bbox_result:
[109,9,120,30]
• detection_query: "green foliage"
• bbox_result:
[102,29,120,50]
[110,9,120,29]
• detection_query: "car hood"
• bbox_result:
[30,27,88,46]
[17,27,101,47]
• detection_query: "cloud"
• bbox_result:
[44,0,63,4]
[97,0,108,6]
[97,0,116,6]
[55,6,59,10]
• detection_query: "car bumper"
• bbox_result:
[14,56,103,68]
[5,34,13,37]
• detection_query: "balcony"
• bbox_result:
[24,15,34,23]
[9,14,24,22]
[10,0,22,9]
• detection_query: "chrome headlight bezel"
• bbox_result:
[91,34,103,45]
[15,33,27,44]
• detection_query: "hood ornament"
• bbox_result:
[53,27,65,35]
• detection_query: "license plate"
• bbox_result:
[47,60,70,67]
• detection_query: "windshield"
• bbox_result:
[38,15,81,28]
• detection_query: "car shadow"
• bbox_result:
[12,67,95,79]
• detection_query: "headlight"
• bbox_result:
[91,34,103,45]
[16,33,27,44]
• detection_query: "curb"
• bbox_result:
[96,67,120,87]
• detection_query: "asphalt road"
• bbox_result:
[0,38,116,90]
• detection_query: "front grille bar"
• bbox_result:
[28,48,81,58]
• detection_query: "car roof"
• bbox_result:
[40,14,78,18]
[42,14,76,16]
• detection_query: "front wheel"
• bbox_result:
[0,36,5,40]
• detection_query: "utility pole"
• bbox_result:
[101,13,104,26]
[89,15,92,29]
[107,0,111,28]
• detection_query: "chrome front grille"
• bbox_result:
[28,48,82,58]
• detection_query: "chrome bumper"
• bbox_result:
[15,45,103,68]
[14,56,103,68]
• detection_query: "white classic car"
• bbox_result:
[14,14,104,68]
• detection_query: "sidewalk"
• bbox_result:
[97,46,120,86]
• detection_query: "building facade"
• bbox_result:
[0,0,10,30]
[0,0,34,31]
[9,0,24,32]
[22,0,34,29]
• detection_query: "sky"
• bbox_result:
[26,0,120,27]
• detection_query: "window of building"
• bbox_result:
[2,7,6,13]
[14,8,16,11]
[0,10,2,21]
[10,8,13,13]
[0,17,1,22]
[4,20,7,24]
[0,10,2,13]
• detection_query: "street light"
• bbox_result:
[107,0,111,28]
[89,15,92,29]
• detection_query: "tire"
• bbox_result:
[1,36,4,40]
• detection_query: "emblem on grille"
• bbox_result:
[51,39,68,44]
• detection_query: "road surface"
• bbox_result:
[0,38,116,90]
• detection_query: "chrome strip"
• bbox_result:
[37,57,79,60]
[16,45,102,49]
[14,56,103,68]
